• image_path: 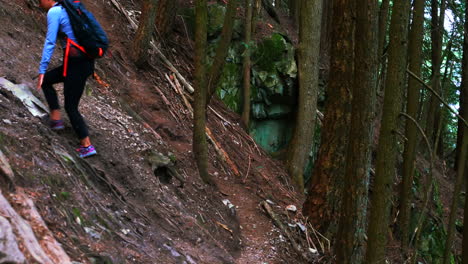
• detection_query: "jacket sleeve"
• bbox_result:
[38,7,61,74]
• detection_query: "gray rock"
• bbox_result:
[0,216,26,263]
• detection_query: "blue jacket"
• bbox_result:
[39,3,77,74]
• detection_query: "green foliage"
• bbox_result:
[418,217,447,264]
[253,33,287,72]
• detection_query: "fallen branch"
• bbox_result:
[407,69,468,128]
[242,155,252,183]
[206,127,240,177]
[260,201,310,261]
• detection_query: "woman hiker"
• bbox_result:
[36,0,96,158]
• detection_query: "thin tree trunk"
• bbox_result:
[206,0,238,104]
[193,0,211,184]
[378,0,390,59]
[241,0,253,129]
[456,15,468,170]
[252,0,261,35]
[444,4,468,262]
[288,0,300,26]
[365,0,410,262]
[303,0,354,232]
[335,0,377,262]
[286,0,322,191]
[319,0,333,81]
[434,53,454,157]
[463,169,468,263]
[399,0,425,252]
[425,0,446,147]
[155,0,178,38]
[443,129,467,264]
[132,0,158,67]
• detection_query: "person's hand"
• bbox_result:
[36,74,44,90]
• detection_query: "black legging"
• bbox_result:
[41,57,94,139]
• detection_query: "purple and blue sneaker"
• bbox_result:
[76,145,97,158]
[49,119,65,130]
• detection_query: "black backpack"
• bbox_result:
[58,0,109,58]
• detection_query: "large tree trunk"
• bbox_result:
[334,0,377,262]
[193,0,211,184]
[132,0,158,67]
[365,0,410,262]
[206,0,238,104]
[241,0,253,129]
[399,0,425,252]
[444,4,468,263]
[302,0,354,232]
[155,0,178,38]
[425,0,446,148]
[285,0,322,191]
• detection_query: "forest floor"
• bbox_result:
[0,0,320,263]
[0,0,464,263]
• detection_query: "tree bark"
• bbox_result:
[444,4,468,262]
[132,0,158,68]
[155,0,178,38]
[286,0,322,191]
[443,129,468,264]
[302,0,353,231]
[365,0,410,262]
[463,168,468,263]
[456,10,468,170]
[378,0,390,59]
[193,0,211,184]
[206,0,238,104]
[399,0,425,252]
[334,0,377,262]
[241,0,253,129]
[288,0,300,27]
[425,0,446,148]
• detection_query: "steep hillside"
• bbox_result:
[0,0,310,263]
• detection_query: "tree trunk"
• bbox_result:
[365,0,410,262]
[286,0,322,191]
[334,0,377,262]
[302,0,354,232]
[206,0,238,104]
[463,169,468,263]
[241,0,253,129]
[456,15,468,170]
[288,0,300,27]
[434,48,454,157]
[132,0,158,68]
[319,0,333,81]
[444,4,468,262]
[378,0,390,59]
[443,129,468,264]
[425,0,446,148]
[377,0,390,94]
[399,0,424,252]
[252,0,261,35]
[193,0,211,184]
[155,0,178,38]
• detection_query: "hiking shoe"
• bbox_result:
[77,145,97,158]
[49,119,65,130]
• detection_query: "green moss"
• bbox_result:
[253,33,287,72]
